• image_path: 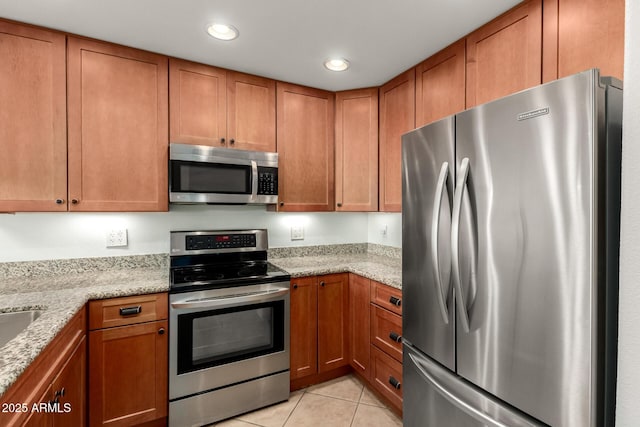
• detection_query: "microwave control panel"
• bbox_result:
[258,167,278,195]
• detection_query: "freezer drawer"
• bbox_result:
[403,344,546,427]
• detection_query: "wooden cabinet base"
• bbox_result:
[290,365,352,392]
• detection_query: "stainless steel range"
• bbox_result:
[168,229,290,427]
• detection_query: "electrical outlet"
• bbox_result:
[291,225,304,241]
[106,228,128,247]
[381,224,388,237]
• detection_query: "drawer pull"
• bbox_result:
[389,376,401,390]
[119,305,142,316]
[293,284,298,289]
[389,296,402,307]
[389,331,402,343]
[158,327,166,335]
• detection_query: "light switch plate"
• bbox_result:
[291,225,304,241]
[106,228,128,247]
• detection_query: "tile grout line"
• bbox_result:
[281,388,307,427]
[349,384,366,427]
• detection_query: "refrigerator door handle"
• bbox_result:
[452,157,471,333]
[408,351,545,427]
[431,162,451,324]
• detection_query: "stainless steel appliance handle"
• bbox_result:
[171,288,288,310]
[251,160,258,202]
[432,162,450,325]
[408,352,543,427]
[451,157,471,333]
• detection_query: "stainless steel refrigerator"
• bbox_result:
[401,69,622,427]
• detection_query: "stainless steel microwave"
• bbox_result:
[169,143,278,205]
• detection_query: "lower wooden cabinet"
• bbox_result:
[290,274,349,386]
[0,308,86,427]
[349,274,371,379]
[371,304,402,363]
[370,345,403,410]
[88,293,168,427]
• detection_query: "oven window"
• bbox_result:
[171,160,251,194]
[177,301,285,374]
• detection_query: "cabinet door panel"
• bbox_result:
[466,0,542,107]
[169,59,227,146]
[379,69,415,212]
[335,89,378,212]
[552,0,624,81]
[290,277,318,379]
[318,274,349,372]
[67,38,168,211]
[416,40,466,127]
[227,71,276,152]
[52,337,86,427]
[276,83,335,211]
[89,320,168,427]
[349,274,371,379]
[0,21,67,212]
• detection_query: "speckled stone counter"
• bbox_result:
[269,243,402,289]
[0,255,169,397]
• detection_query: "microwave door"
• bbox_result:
[170,160,254,204]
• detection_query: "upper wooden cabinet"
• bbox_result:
[416,40,466,127]
[169,59,276,151]
[276,82,335,211]
[466,0,542,107]
[67,37,168,212]
[379,69,415,212]
[0,21,67,212]
[335,88,378,212]
[542,0,624,82]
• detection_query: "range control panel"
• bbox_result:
[186,233,257,251]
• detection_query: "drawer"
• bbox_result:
[371,304,402,362]
[370,280,402,315]
[89,292,168,330]
[371,345,403,410]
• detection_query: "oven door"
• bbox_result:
[169,281,290,400]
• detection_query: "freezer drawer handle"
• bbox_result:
[119,305,142,316]
[451,157,471,333]
[389,296,402,307]
[389,331,402,343]
[389,376,401,390]
[431,161,451,324]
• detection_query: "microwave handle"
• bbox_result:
[251,160,258,202]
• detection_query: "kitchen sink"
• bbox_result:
[0,310,44,348]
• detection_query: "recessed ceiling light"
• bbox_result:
[324,58,350,72]
[207,23,239,41]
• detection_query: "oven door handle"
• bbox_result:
[170,288,289,310]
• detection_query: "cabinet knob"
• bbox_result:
[389,376,401,390]
[230,139,235,145]
[158,328,165,335]
[389,296,402,307]
[55,387,65,398]
[337,203,342,207]
[320,281,325,287]
[71,199,79,205]
[293,284,298,289]
[389,331,402,343]
[220,138,226,145]
[55,198,64,205]
[279,202,284,207]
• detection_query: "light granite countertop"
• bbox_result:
[0,245,401,398]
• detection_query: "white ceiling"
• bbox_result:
[0,0,522,91]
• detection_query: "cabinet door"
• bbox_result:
[52,337,86,427]
[542,0,624,82]
[227,71,276,152]
[89,321,168,427]
[379,69,415,212]
[276,82,335,211]
[349,274,371,379]
[290,277,318,379]
[0,21,67,212]
[67,37,168,212]
[169,59,227,147]
[318,273,349,373]
[416,40,466,127]
[466,0,542,107]
[335,88,378,212]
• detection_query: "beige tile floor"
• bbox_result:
[212,374,403,427]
